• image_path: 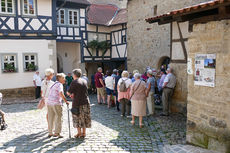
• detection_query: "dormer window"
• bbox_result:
[23,0,36,16]
[57,9,65,25]
[0,0,14,14]
[68,10,79,26]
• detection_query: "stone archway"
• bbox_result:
[157,56,170,69]
[57,53,63,73]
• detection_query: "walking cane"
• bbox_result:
[67,104,71,138]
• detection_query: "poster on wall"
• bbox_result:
[194,54,216,87]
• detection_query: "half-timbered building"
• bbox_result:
[56,0,90,74]
[83,4,127,80]
[0,0,128,100]
[0,0,57,99]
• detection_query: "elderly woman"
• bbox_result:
[68,69,91,138]
[130,73,147,128]
[47,73,69,138]
[41,68,54,125]
[146,69,156,116]
[117,71,132,117]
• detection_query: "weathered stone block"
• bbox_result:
[209,118,227,129]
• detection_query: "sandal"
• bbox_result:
[53,133,63,138]
[81,133,86,138]
[48,134,53,138]
[139,124,144,128]
[130,121,135,126]
[74,134,81,138]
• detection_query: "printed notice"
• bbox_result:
[194,54,216,87]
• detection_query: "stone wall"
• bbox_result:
[127,0,211,114]
[186,20,230,153]
[0,87,35,104]
[127,0,211,73]
[170,63,187,114]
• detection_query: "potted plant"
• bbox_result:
[3,63,16,73]
[26,63,37,72]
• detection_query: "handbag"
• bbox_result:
[71,107,80,115]
[37,98,45,109]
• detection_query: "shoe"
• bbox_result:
[130,121,135,126]
[139,124,144,128]
[98,103,102,105]
[126,115,132,118]
[121,115,125,117]
[53,134,63,138]
[74,134,81,138]
[117,108,120,112]
[48,134,53,138]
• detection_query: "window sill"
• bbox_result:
[57,24,80,28]
[21,14,37,18]
[2,70,18,73]
[0,13,16,17]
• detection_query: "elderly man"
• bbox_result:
[33,71,42,99]
[95,67,106,104]
[161,68,176,116]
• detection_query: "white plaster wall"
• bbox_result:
[57,42,81,74]
[17,0,52,16]
[37,0,52,16]
[0,39,56,90]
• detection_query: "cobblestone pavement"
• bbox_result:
[0,95,215,153]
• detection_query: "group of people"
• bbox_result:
[94,67,176,128]
[40,68,91,138]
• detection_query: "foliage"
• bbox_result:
[3,63,16,73]
[26,63,37,72]
[87,40,99,50]
[98,41,111,51]
[87,40,111,51]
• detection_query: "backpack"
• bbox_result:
[119,79,128,92]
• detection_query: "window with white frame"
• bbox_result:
[1,54,17,72]
[0,0,14,14]
[57,9,65,25]
[23,54,37,71]
[23,0,36,15]
[68,10,79,26]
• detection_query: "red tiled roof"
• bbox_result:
[63,0,91,5]
[110,9,127,26]
[87,4,118,26]
[87,4,127,26]
[146,0,229,23]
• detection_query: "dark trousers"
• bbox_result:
[115,90,120,111]
[35,86,41,99]
[120,98,130,116]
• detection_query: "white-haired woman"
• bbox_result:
[117,71,132,117]
[146,69,156,116]
[130,73,147,128]
[47,73,69,138]
[41,68,54,126]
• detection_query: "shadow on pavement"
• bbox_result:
[89,96,154,152]
[0,130,84,152]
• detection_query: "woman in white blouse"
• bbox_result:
[41,68,54,127]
